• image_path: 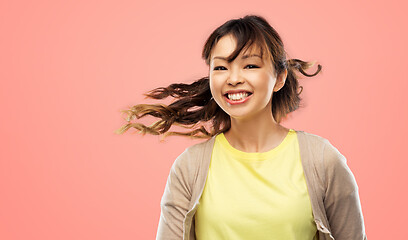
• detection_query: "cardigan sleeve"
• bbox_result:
[323,140,367,240]
[156,149,193,240]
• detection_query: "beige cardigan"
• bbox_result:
[156,130,367,240]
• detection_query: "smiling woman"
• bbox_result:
[115,15,320,139]
[116,14,367,240]
[209,34,285,125]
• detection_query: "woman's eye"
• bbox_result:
[245,65,259,69]
[214,66,226,71]
[213,65,259,71]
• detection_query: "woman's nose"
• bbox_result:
[226,68,244,86]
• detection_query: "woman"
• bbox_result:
[116,15,367,240]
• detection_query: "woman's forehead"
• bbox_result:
[213,34,260,51]
[212,43,265,60]
[242,45,264,57]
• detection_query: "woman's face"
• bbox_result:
[209,34,286,121]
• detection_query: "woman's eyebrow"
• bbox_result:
[212,54,262,60]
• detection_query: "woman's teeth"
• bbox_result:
[227,92,249,101]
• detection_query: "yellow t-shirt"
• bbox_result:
[194,129,317,239]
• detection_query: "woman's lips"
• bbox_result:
[223,93,253,105]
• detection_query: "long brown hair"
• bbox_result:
[115,15,322,140]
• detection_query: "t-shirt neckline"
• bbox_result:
[217,129,295,160]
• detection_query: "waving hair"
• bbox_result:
[115,15,322,140]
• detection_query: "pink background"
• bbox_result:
[1,0,407,239]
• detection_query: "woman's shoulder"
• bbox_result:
[295,129,347,166]
[172,135,217,170]
[295,129,330,146]
[184,134,218,155]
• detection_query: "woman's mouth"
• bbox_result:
[224,92,253,105]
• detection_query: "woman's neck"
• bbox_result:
[223,113,289,153]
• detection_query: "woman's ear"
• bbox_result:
[273,69,288,92]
